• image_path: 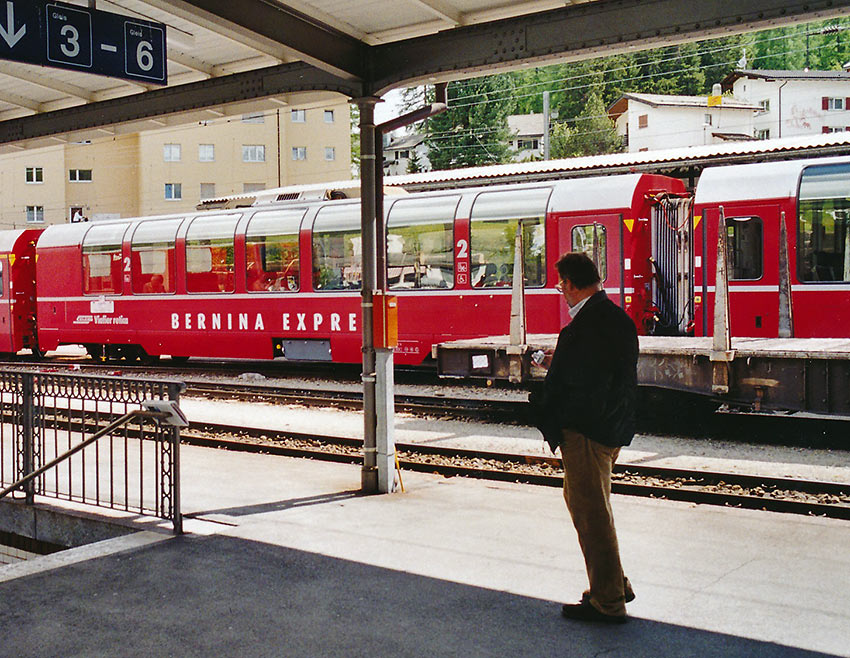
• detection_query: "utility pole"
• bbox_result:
[543,90,551,160]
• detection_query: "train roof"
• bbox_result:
[0,228,39,253]
[694,155,850,205]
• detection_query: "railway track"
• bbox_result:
[185,421,850,521]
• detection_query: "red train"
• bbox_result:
[0,154,847,364]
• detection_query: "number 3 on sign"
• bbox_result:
[60,25,80,58]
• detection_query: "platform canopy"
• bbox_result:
[0,0,849,151]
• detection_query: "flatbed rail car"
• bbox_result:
[31,173,684,364]
[435,335,850,415]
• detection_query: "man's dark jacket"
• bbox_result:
[530,290,638,452]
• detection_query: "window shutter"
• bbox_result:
[823,97,829,111]
[823,126,831,134]
[845,98,850,109]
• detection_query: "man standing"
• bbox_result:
[539,252,638,624]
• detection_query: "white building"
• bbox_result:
[508,113,545,160]
[383,133,430,175]
[608,92,760,152]
[722,69,850,140]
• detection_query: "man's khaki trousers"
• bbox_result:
[560,429,633,616]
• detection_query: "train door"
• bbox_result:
[725,204,778,337]
[0,256,10,352]
[651,197,694,335]
[557,213,622,326]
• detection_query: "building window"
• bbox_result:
[163,143,181,162]
[69,169,92,182]
[200,183,216,199]
[241,112,265,123]
[638,114,648,129]
[25,206,44,223]
[704,114,712,126]
[824,97,846,111]
[292,147,307,161]
[164,183,182,200]
[758,99,770,113]
[324,147,336,161]
[242,145,266,162]
[291,109,306,123]
[324,109,335,123]
[25,167,43,183]
[755,129,770,140]
[395,150,410,159]
[198,144,215,162]
[517,139,539,150]
[243,183,266,193]
[823,126,847,134]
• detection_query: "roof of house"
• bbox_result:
[508,113,545,137]
[384,133,424,151]
[722,68,850,91]
[608,93,760,120]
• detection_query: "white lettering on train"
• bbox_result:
[168,311,357,333]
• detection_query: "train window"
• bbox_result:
[245,207,306,292]
[571,225,607,281]
[131,218,182,294]
[469,187,549,288]
[185,214,239,293]
[82,223,128,295]
[386,195,458,290]
[798,163,850,282]
[312,204,362,291]
[726,217,763,280]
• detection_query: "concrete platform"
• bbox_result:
[1,442,849,657]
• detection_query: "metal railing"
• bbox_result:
[0,371,185,533]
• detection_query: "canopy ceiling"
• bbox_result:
[1,0,849,150]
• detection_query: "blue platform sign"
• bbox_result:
[0,0,166,84]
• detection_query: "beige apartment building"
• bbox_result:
[0,98,351,229]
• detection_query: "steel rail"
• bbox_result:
[183,421,850,520]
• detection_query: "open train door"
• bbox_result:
[650,196,694,335]
[557,213,623,327]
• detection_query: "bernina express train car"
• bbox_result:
[33,173,684,364]
[693,155,850,338]
[0,229,42,355]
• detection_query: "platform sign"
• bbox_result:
[0,0,166,84]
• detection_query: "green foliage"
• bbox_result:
[410,17,850,170]
[349,104,360,177]
[552,91,623,158]
[407,149,422,173]
[424,76,516,169]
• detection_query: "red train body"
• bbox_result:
[1,155,847,364]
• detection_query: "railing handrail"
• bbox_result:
[0,409,169,502]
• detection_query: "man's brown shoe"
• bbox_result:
[582,590,635,604]
[561,600,627,624]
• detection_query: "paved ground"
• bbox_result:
[1,443,849,657]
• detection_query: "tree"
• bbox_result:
[424,76,516,169]
[556,91,623,158]
[349,104,360,177]
[548,122,573,159]
[407,149,422,173]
